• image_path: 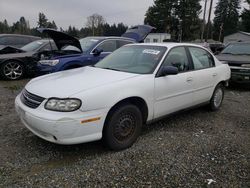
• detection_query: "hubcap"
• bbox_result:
[3,62,22,80]
[114,114,136,142]
[213,88,223,108]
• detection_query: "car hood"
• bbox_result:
[37,28,82,52]
[216,54,250,64]
[121,25,155,43]
[26,66,139,98]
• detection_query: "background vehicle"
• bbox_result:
[0,34,40,48]
[21,39,57,52]
[0,39,56,80]
[15,43,230,150]
[216,42,250,85]
[37,25,154,74]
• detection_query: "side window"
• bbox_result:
[16,37,30,45]
[162,47,189,72]
[189,47,214,70]
[39,44,51,51]
[5,37,15,45]
[97,40,116,52]
[117,40,133,48]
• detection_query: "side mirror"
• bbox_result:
[92,48,103,56]
[158,66,178,77]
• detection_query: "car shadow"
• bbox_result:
[228,83,250,91]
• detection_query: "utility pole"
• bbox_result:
[219,23,224,42]
[201,0,208,42]
[205,0,214,42]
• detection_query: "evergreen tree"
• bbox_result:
[144,0,202,41]
[241,0,250,32]
[213,0,240,41]
[37,12,48,28]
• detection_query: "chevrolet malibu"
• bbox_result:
[15,43,231,150]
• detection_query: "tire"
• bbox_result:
[209,83,224,111]
[103,104,143,150]
[0,61,24,80]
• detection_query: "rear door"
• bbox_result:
[121,25,155,43]
[187,46,219,104]
[154,47,194,118]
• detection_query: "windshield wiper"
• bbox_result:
[100,67,122,72]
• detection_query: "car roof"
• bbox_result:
[0,34,40,39]
[81,36,136,41]
[128,42,208,49]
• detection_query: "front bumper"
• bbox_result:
[15,94,108,145]
[230,67,250,84]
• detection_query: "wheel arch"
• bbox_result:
[104,96,149,126]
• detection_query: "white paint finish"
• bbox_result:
[154,72,194,118]
[15,43,231,145]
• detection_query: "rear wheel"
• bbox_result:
[0,61,24,80]
[209,84,224,111]
[103,104,142,150]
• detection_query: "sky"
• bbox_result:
[0,0,249,30]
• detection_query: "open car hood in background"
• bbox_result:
[121,25,155,43]
[0,45,25,54]
[37,28,82,52]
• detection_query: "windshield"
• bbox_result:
[95,45,167,74]
[80,37,102,52]
[63,37,101,52]
[21,40,46,52]
[221,43,250,55]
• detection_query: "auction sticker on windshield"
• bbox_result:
[143,49,160,55]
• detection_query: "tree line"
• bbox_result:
[145,0,250,42]
[0,12,128,38]
[0,0,250,42]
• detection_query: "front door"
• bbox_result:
[154,47,194,119]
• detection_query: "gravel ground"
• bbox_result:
[0,80,249,187]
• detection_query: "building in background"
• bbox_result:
[224,31,250,44]
[144,33,171,43]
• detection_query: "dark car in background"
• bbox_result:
[37,25,154,74]
[0,34,40,48]
[0,39,56,80]
[21,39,57,52]
[216,42,250,85]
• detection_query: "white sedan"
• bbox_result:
[15,43,231,150]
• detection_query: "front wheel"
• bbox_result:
[0,61,24,80]
[209,84,224,111]
[103,104,142,150]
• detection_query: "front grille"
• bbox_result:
[21,89,45,109]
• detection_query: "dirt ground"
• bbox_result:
[0,79,249,187]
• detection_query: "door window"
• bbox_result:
[117,40,133,48]
[189,47,214,70]
[162,47,190,72]
[97,40,117,52]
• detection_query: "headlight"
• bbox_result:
[45,98,82,112]
[242,64,250,68]
[39,59,59,66]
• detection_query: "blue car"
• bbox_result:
[37,25,154,74]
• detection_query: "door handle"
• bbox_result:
[186,77,193,82]
[212,73,217,77]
